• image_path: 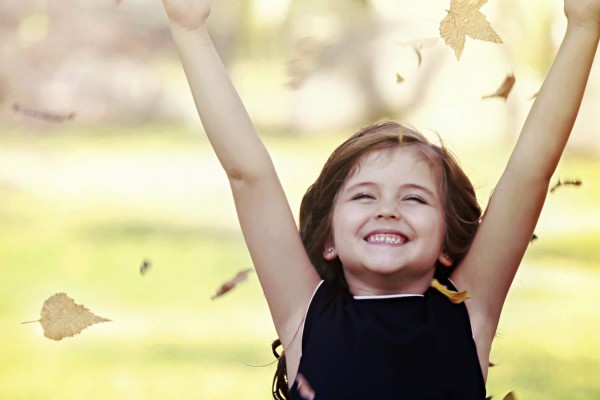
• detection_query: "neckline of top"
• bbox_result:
[353,293,424,300]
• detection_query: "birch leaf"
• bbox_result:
[211,269,253,300]
[23,293,110,340]
[439,0,502,60]
[482,74,515,100]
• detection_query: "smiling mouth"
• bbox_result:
[365,233,407,245]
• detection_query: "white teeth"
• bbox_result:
[367,234,405,244]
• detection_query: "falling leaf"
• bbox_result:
[486,390,516,400]
[482,74,515,100]
[431,278,470,304]
[530,233,538,243]
[12,103,75,123]
[489,361,496,367]
[396,73,405,84]
[413,45,423,66]
[22,293,110,340]
[140,258,151,275]
[296,374,316,400]
[439,0,503,60]
[504,392,516,400]
[211,269,253,300]
[286,37,321,89]
[550,178,582,194]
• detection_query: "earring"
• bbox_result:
[328,248,334,253]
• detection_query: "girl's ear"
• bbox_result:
[438,252,453,267]
[323,240,337,260]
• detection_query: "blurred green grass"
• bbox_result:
[1,125,599,399]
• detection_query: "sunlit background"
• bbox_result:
[1,0,599,399]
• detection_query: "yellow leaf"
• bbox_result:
[431,278,470,304]
[439,0,503,60]
[482,74,516,100]
[23,293,110,340]
[396,73,405,83]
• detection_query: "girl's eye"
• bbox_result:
[352,193,375,200]
[403,195,426,204]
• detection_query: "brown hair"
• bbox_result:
[272,121,482,399]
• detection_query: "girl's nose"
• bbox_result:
[375,204,400,220]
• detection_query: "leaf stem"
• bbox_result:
[21,319,41,324]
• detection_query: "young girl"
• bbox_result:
[160,0,600,398]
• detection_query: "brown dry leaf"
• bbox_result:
[482,74,515,100]
[550,178,582,194]
[439,0,503,60]
[211,269,253,300]
[530,233,538,243]
[22,293,110,340]
[431,278,470,304]
[296,373,316,400]
[12,103,75,123]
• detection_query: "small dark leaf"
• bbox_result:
[550,178,582,194]
[12,103,75,123]
[504,391,516,400]
[140,258,151,275]
[211,269,253,300]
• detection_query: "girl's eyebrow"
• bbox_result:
[343,181,436,197]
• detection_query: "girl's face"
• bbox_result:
[327,146,449,296]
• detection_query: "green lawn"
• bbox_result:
[1,125,599,399]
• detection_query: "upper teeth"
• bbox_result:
[367,234,405,244]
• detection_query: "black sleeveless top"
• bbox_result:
[289,279,486,399]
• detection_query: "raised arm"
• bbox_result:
[453,0,600,370]
[161,0,319,344]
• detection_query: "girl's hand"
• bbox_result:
[565,0,600,30]
[161,0,212,31]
